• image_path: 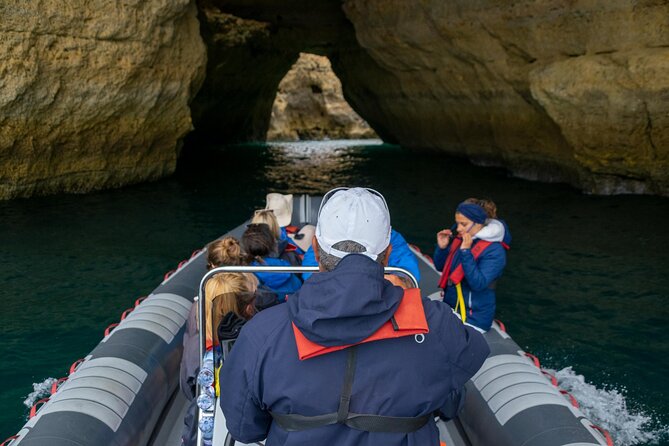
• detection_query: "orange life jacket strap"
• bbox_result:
[292,288,429,360]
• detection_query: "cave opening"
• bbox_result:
[265,52,377,142]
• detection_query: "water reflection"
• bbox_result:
[261,139,382,194]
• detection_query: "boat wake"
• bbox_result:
[551,366,668,446]
[23,377,57,410]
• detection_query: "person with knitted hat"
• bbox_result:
[434,200,508,331]
[219,187,489,446]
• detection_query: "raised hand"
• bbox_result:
[461,233,473,250]
[436,229,452,249]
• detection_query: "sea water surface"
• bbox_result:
[1,140,667,445]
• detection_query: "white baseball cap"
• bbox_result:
[265,193,293,227]
[315,187,391,261]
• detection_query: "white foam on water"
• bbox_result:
[551,366,669,446]
[23,377,57,409]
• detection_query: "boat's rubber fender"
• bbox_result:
[458,323,610,446]
[12,253,208,445]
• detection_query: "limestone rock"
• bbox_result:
[189,0,355,144]
[267,53,376,141]
[340,0,669,194]
[0,0,206,199]
[530,51,669,194]
[4,0,668,197]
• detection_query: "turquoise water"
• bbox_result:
[1,140,667,445]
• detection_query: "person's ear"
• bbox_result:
[245,303,256,319]
[312,236,320,262]
[313,236,326,272]
[381,244,392,267]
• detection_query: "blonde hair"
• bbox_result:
[251,209,281,239]
[207,237,244,270]
[203,272,258,345]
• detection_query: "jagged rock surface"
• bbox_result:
[0,0,206,199]
[2,0,668,197]
[193,0,669,194]
[267,53,376,141]
[341,0,669,194]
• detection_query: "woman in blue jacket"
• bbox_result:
[241,223,302,302]
[433,202,507,331]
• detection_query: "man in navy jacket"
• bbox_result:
[219,187,490,446]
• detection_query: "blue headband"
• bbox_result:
[456,203,487,224]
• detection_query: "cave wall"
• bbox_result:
[189,0,356,143]
[1,0,667,198]
[339,0,669,194]
[0,0,206,199]
[193,0,669,195]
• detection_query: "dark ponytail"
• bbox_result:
[241,223,277,263]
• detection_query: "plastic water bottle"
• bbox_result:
[197,357,214,387]
[197,385,215,411]
[196,392,214,411]
[199,414,214,445]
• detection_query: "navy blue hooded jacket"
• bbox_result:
[433,238,506,331]
[219,254,489,446]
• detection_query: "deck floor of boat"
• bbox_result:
[149,390,189,446]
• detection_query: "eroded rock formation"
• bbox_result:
[0,0,205,199]
[2,0,668,198]
[340,0,669,194]
[189,0,363,143]
[192,0,669,195]
[267,53,376,141]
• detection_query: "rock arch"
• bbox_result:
[190,0,669,195]
[1,0,668,198]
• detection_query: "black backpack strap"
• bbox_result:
[270,346,431,433]
[344,413,431,433]
[336,346,357,422]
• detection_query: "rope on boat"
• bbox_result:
[591,424,614,446]
[104,323,119,337]
[494,318,506,332]
[541,370,558,386]
[69,358,84,375]
[29,398,49,419]
[559,389,580,408]
[524,352,541,368]
[0,435,18,446]
[50,377,68,395]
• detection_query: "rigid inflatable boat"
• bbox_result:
[5,195,613,446]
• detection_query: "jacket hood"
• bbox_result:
[476,219,505,243]
[287,254,403,347]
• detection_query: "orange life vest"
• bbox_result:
[292,288,429,360]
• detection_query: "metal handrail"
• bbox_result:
[197,265,418,363]
[195,264,418,445]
